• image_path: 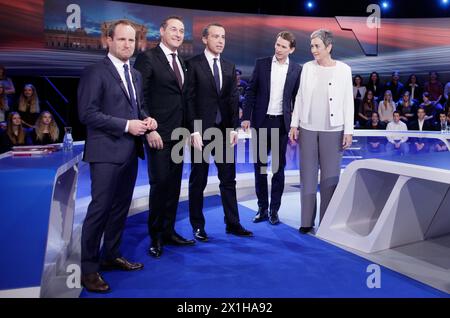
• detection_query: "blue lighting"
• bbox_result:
[381,1,390,9]
[442,0,449,5]
[306,2,314,9]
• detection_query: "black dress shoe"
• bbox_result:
[100,257,144,271]
[193,228,209,242]
[269,209,280,225]
[163,232,196,246]
[253,208,268,223]
[81,272,110,293]
[226,224,254,237]
[149,239,162,258]
[299,226,313,234]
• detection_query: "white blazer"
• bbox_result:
[290,60,354,134]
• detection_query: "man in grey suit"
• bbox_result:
[78,20,156,293]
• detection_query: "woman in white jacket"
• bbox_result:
[289,29,353,234]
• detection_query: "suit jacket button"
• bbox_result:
[329,83,332,85]
[331,114,334,117]
[329,98,333,101]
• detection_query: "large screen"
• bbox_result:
[1,0,450,81]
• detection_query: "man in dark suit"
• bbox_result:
[408,106,436,154]
[408,107,436,131]
[78,20,157,293]
[186,23,253,242]
[242,31,301,225]
[134,16,195,258]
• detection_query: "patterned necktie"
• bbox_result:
[171,53,183,89]
[213,58,222,124]
[123,64,138,118]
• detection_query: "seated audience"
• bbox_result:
[419,92,442,122]
[0,65,16,106]
[365,111,386,130]
[0,112,31,153]
[397,91,417,124]
[405,74,422,103]
[0,83,9,122]
[408,107,436,131]
[378,90,396,124]
[423,71,443,102]
[366,71,383,101]
[386,111,408,154]
[18,84,40,128]
[384,71,404,103]
[358,90,378,126]
[31,111,60,145]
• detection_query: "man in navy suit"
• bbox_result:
[78,20,157,293]
[242,31,301,225]
[186,23,253,241]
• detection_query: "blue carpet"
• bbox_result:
[80,195,448,298]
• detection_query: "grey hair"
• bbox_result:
[310,29,333,48]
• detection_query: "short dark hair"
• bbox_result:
[160,16,183,29]
[276,31,296,48]
[106,19,135,38]
[202,23,225,38]
[417,107,425,113]
[393,110,400,116]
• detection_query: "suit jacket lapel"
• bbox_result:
[199,54,219,95]
[131,68,141,108]
[265,57,272,102]
[155,45,183,92]
[104,57,132,106]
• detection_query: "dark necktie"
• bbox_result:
[213,58,222,124]
[123,64,138,119]
[171,53,183,89]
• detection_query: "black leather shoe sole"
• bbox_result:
[253,215,269,223]
[149,247,162,258]
[299,227,313,234]
[269,218,280,225]
[163,238,196,246]
[81,282,111,294]
[194,234,209,242]
[226,229,254,237]
[100,263,144,271]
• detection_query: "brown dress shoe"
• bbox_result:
[100,257,144,271]
[81,272,110,293]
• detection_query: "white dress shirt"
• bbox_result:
[204,49,222,89]
[386,120,408,143]
[267,56,289,116]
[108,52,136,100]
[108,52,136,133]
[159,42,185,85]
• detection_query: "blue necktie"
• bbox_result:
[213,58,222,124]
[123,64,138,119]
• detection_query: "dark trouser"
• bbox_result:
[253,116,288,212]
[146,141,183,240]
[189,131,240,231]
[81,152,138,275]
[299,128,343,227]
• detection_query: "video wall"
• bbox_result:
[1,0,450,80]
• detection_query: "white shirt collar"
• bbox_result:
[272,55,289,66]
[159,42,178,57]
[108,52,130,69]
[204,49,220,62]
